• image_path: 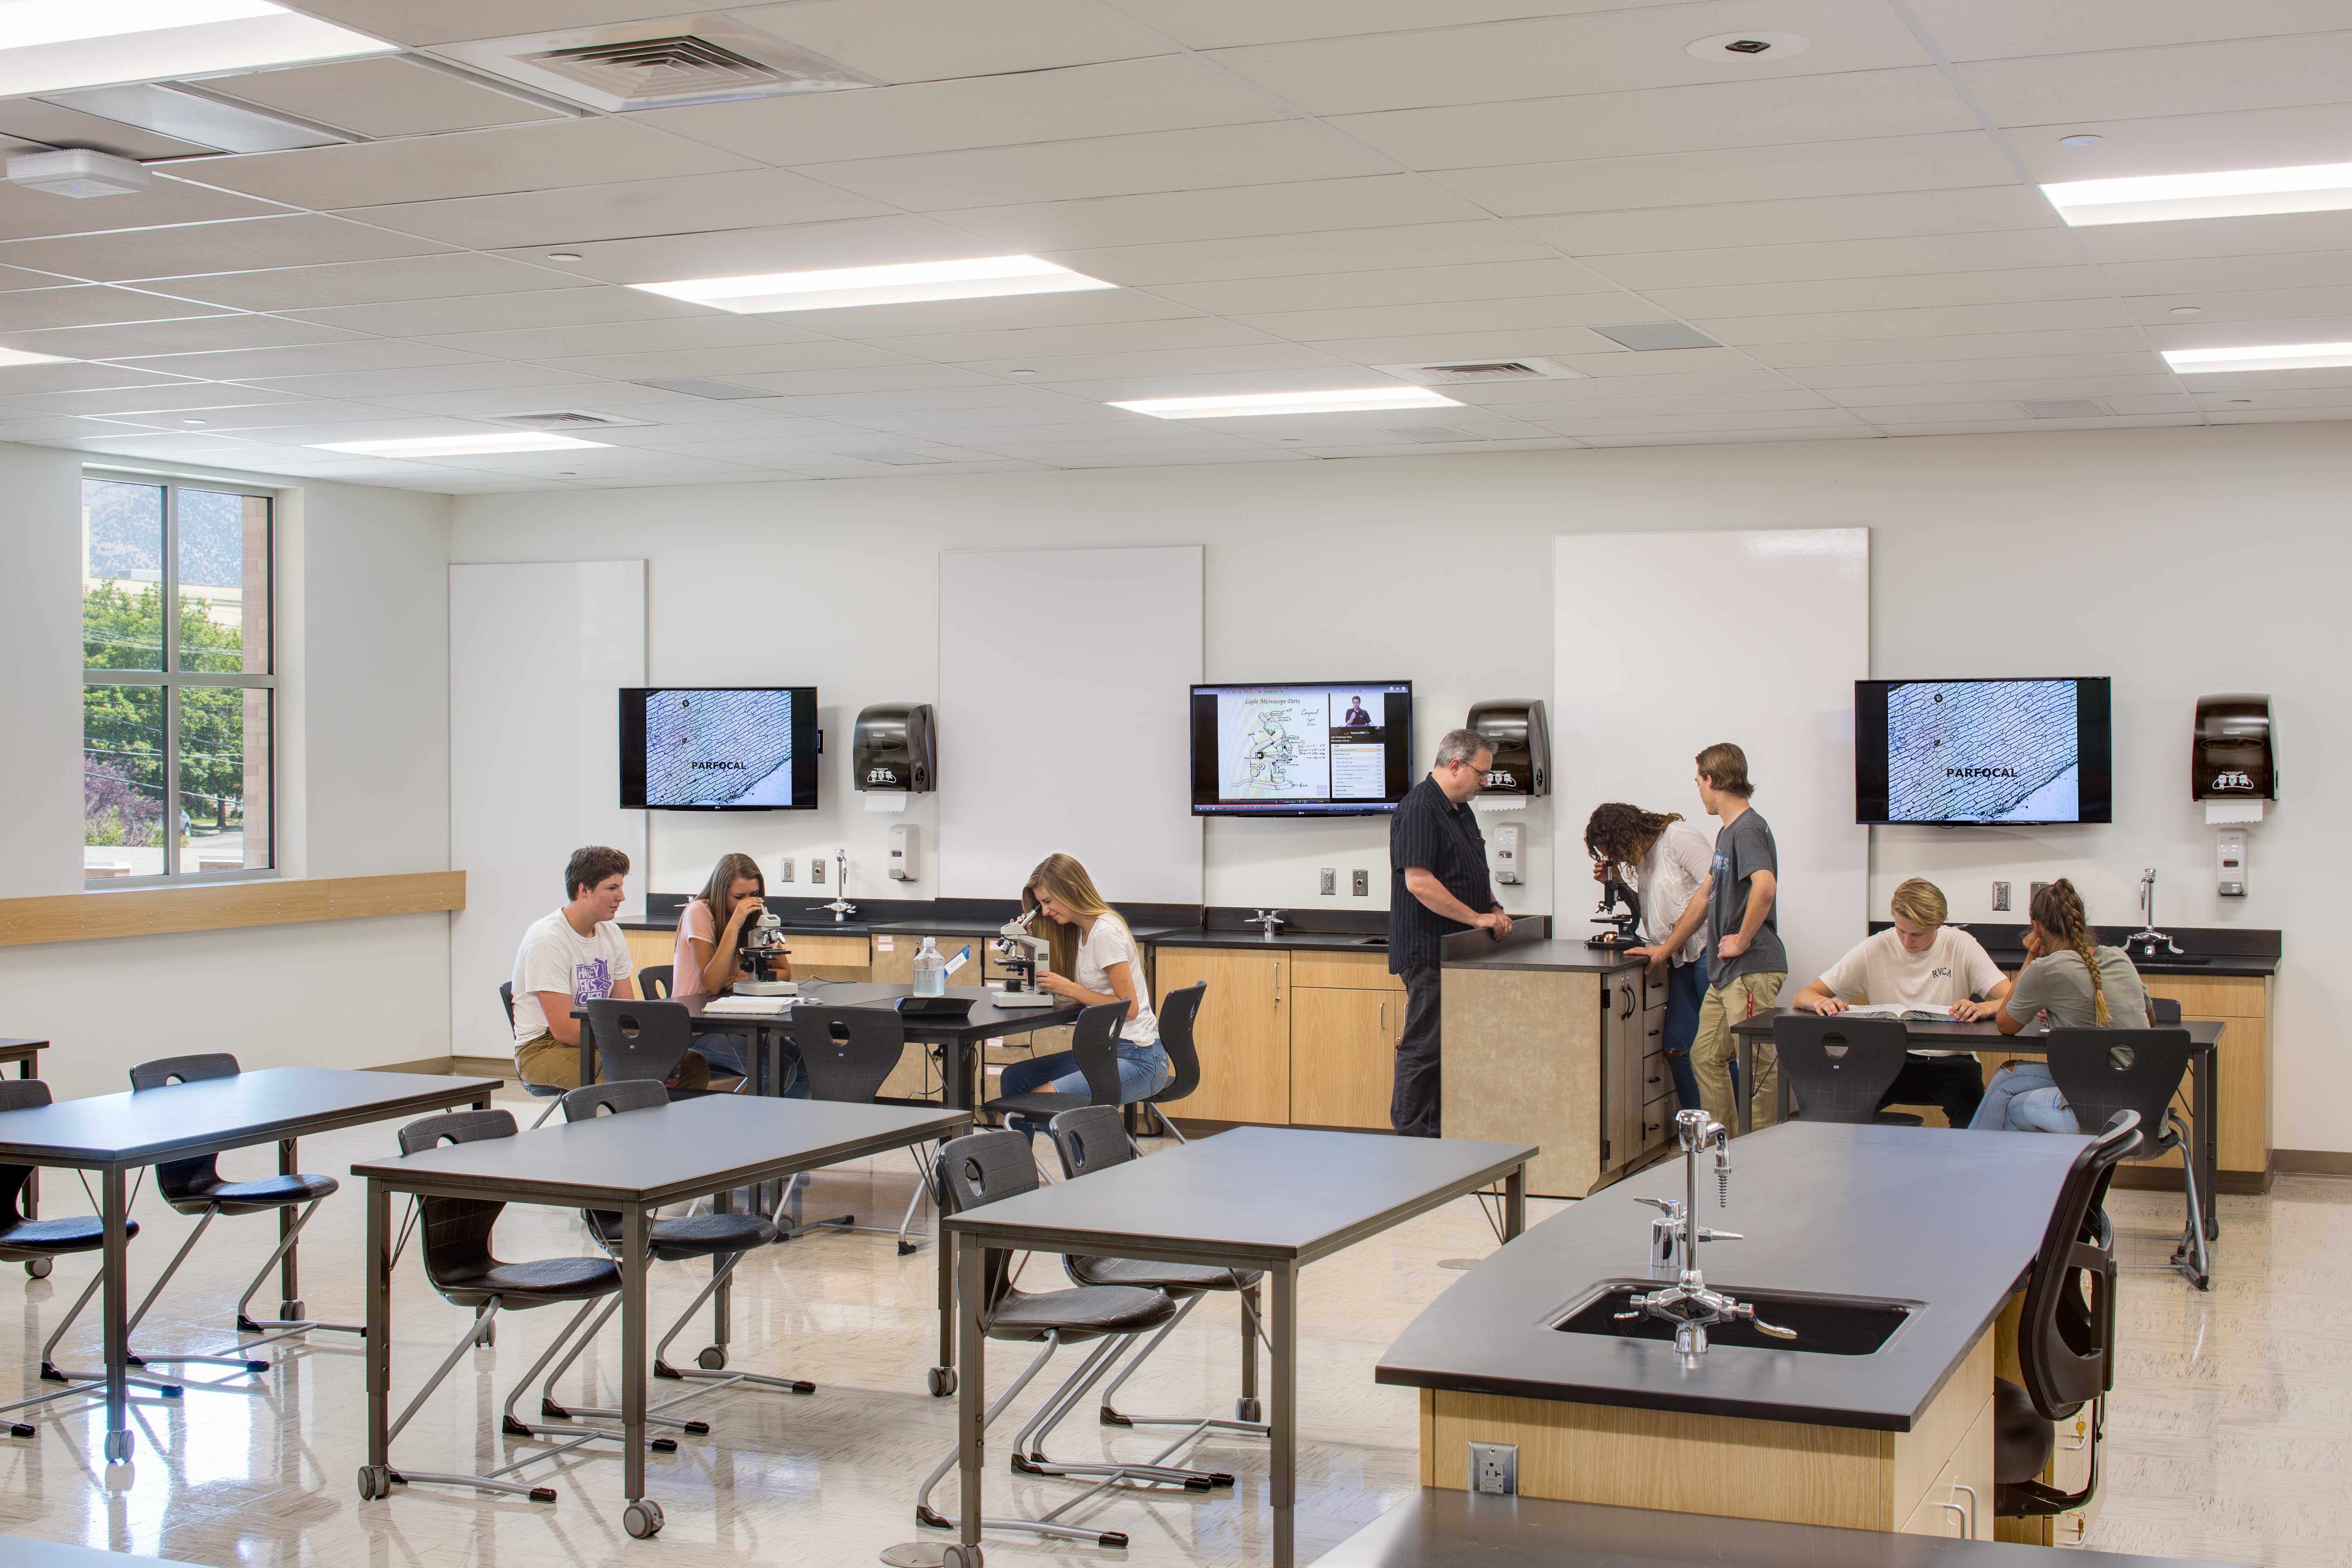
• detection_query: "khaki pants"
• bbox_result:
[514,1033,711,1092]
[1691,971,1785,1134]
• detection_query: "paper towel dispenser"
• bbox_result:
[854,703,934,792]
[1467,699,1548,797]
[2193,694,2274,802]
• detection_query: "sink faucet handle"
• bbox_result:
[1692,1228,1742,1242]
[1633,1196,1677,1214]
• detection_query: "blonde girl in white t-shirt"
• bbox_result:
[996,852,1172,1138]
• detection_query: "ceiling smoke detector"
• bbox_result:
[1687,31,1811,62]
[435,14,877,111]
[488,410,650,430]
[7,148,149,198]
[1374,358,1586,385]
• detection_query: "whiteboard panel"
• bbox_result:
[450,561,645,1058]
[939,547,1202,904]
[1552,530,1868,986]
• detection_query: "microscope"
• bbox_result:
[735,906,797,997]
[1586,866,1642,950]
[1621,1109,1795,1362]
[991,912,1058,1009]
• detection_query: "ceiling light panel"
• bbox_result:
[0,345,73,366]
[310,431,613,456]
[433,15,875,114]
[631,256,1117,314]
[0,2,392,98]
[40,83,346,152]
[2162,342,2352,374]
[2045,163,2352,226]
[1112,386,1464,419]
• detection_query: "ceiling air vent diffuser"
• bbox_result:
[435,16,876,112]
[1374,357,1586,386]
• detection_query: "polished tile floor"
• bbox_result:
[0,1092,2331,1567]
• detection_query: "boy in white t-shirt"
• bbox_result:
[511,844,710,1091]
[1790,878,2011,1127]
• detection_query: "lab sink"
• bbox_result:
[1554,1283,1915,1356]
[1350,937,1388,946]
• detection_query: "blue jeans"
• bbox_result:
[1967,1063,2074,1132]
[1662,958,1705,1112]
[999,1042,1172,1140]
[693,1031,811,1098]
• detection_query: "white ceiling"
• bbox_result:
[0,0,2343,491]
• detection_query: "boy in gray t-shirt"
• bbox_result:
[1706,808,1787,986]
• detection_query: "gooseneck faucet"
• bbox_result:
[2127,866,2180,958]
[1250,909,1285,940]
[1621,1108,1794,1361]
[813,848,858,923]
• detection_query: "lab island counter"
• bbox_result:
[1379,1121,2089,1539]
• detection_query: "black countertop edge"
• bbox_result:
[626,895,1203,934]
[1870,920,2279,975]
[1149,929,1400,953]
[1370,1365,1923,1432]
[1442,938,1647,975]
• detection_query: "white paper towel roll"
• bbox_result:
[1472,795,1529,811]
[2205,799,2264,824]
[864,791,909,813]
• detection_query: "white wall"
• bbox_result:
[451,421,2352,1150]
[0,445,454,1099]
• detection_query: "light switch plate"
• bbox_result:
[1991,880,2009,911]
[1320,868,1336,896]
[777,858,794,882]
[1352,869,1370,896]
[1469,1441,1517,1496]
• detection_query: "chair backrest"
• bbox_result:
[560,1079,668,1121]
[639,964,674,1000]
[0,1078,53,1227]
[793,1007,907,1102]
[1768,1014,1911,1123]
[2039,1029,2194,1156]
[1047,1104,1137,1180]
[2150,996,2182,1026]
[396,1109,517,1295]
[1060,1001,1134,1107]
[499,981,516,1026]
[129,1053,240,1091]
[2018,1110,2142,1421]
[582,998,697,1085]
[1148,983,1206,1104]
[934,1128,1040,1318]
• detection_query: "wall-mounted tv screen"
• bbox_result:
[1855,678,2112,825]
[620,687,818,811]
[1189,682,1412,816]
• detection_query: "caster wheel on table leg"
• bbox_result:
[356,1464,392,1501]
[25,1258,51,1279]
[942,1544,984,1568]
[697,1345,727,1371]
[1236,1396,1262,1423]
[928,1366,956,1398]
[279,1299,305,1321]
[10,1422,35,1438]
[103,1430,134,1463]
[623,1498,665,1539]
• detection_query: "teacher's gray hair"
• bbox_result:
[1434,728,1490,769]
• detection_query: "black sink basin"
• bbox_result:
[1555,1282,1915,1356]
[1351,937,1388,947]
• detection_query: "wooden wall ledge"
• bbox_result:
[0,871,465,947]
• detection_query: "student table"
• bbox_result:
[938,1126,1537,1568]
[1728,1010,2224,1235]
[0,1066,501,1469]
[352,1095,970,1538]
[0,1037,44,1078]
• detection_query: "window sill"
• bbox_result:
[0,871,464,947]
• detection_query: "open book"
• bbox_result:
[1839,1003,1961,1022]
[703,995,794,1016]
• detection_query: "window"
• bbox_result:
[82,475,274,883]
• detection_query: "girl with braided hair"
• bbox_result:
[1966,878,2155,1132]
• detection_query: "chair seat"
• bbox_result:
[0,1215,136,1260]
[430,1254,622,1307]
[1875,1111,1927,1127]
[1068,1255,1263,1294]
[171,1172,340,1215]
[987,1092,1109,1120]
[586,1210,779,1261]
[987,1284,1176,1343]
[1993,1377,2054,1486]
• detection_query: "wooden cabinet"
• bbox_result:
[1291,987,1401,1130]
[624,926,673,981]
[1154,947,1290,1124]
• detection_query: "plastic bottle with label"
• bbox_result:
[912,936,947,997]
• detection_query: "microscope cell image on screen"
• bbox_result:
[1888,680,2078,823]
[1220,690,1330,800]
[644,690,798,807]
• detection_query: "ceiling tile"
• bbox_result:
[1154,258,1617,314]
[1233,293,1669,343]
[2127,285,2352,327]
[1576,425,1883,447]
[138,252,593,312]
[232,363,610,400]
[1433,132,2017,218]
[1961,33,2352,126]
[1450,368,1792,403]
[0,285,236,333]
[0,216,457,285]
[1788,351,2165,388]
[1904,0,2351,62]
[768,289,1200,341]
[172,119,754,211]
[413,314,828,363]
[1533,408,1869,436]
[2075,210,2352,265]
[1116,2,1679,51]
[859,315,1273,363]
[256,0,675,47]
[98,340,494,381]
[1700,298,2131,346]
[731,0,1170,83]
[1586,229,2082,290]
[532,341,930,382]
[1826,374,2187,406]
[0,176,291,242]
[277,285,708,339]
[1051,219,1554,286]
[2103,252,2352,295]
[4,313,370,361]
[1519,186,2057,256]
[203,55,570,138]
[1297,326,1640,363]
[493,216,1010,286]
[1744,327,2154,367]
[635,56,1284,165]
[0,383,307,417]
[1648,266,2107,319]
[341,169,897,251]
[0,100,214,161]
[940,175,1488,252]
[2002,101,2352,183]
[0,361,195,394]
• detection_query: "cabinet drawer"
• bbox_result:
[1289,949,1404,992]
[1639,1053,1673,1102]
[1643,968,1672,1009]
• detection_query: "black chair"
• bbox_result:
[1770,1015,1924,1126]
[357,1108,669,1507]
[1995,1109,2143,1526]
[1042,1105,1268,1469]
[579,998,720,1099]
[912,1129,1194,1551]
[781,1006,922,1246]
[1133,984,1205,1143]
[116,1054,358,1374]
[501,981,566,1129]
[0,1080,173,1437]
[2040,1028,2208,1289]
[638,964,673,1000]
[534,1081,807,1427]
[984,1001,1133,1136]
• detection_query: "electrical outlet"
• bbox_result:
[1469,1441,1517,1496]
[1991,880,2010,911]
[1352,869,1370,897]
[1320,868,1336,896]
[810,860,824,885]
[777,858,794,882]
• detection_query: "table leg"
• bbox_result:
[1270,1262,1298,1568]
[277,1139,301,1318]
[710,1187,732,1350]
[1733,1036,1753,1137]
[958,1235,984,1548]
[1504,1163,1527,1240]
[365,1181,390,1473]
[2196,1046,2219,1238]
[946,1034,971,1113]
[623,1206,648,1506]
[1238,1282,1260,1422]
[101,1166,131,1468]
[935,1221,956,1379]
[16,1060,31,1218]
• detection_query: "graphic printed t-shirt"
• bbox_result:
[1634,821,1714,964]
[1077,915,1158,1048]
[2006,946,2151,1031]
[511,909,634,1043]
[1817,925,2005,1052]
[1705,807,1787,988]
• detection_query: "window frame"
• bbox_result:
[80,468,278,888]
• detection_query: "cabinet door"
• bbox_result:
[1601,976,1639,1168]
[1291,989,1398,1130]
[1156,949,1290,1124]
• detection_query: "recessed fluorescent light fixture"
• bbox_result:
[0,1,392,98]
[2044,162,2352,226]
[1112,387,1463,419]
[629,256,1115,314]
[309,432,612,457]
[0,346,75,367]
[2162,342,2352,374]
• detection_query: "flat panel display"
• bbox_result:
[1855,678,2112,825]
[1189,682,1412,816]
[619,686,819,810]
